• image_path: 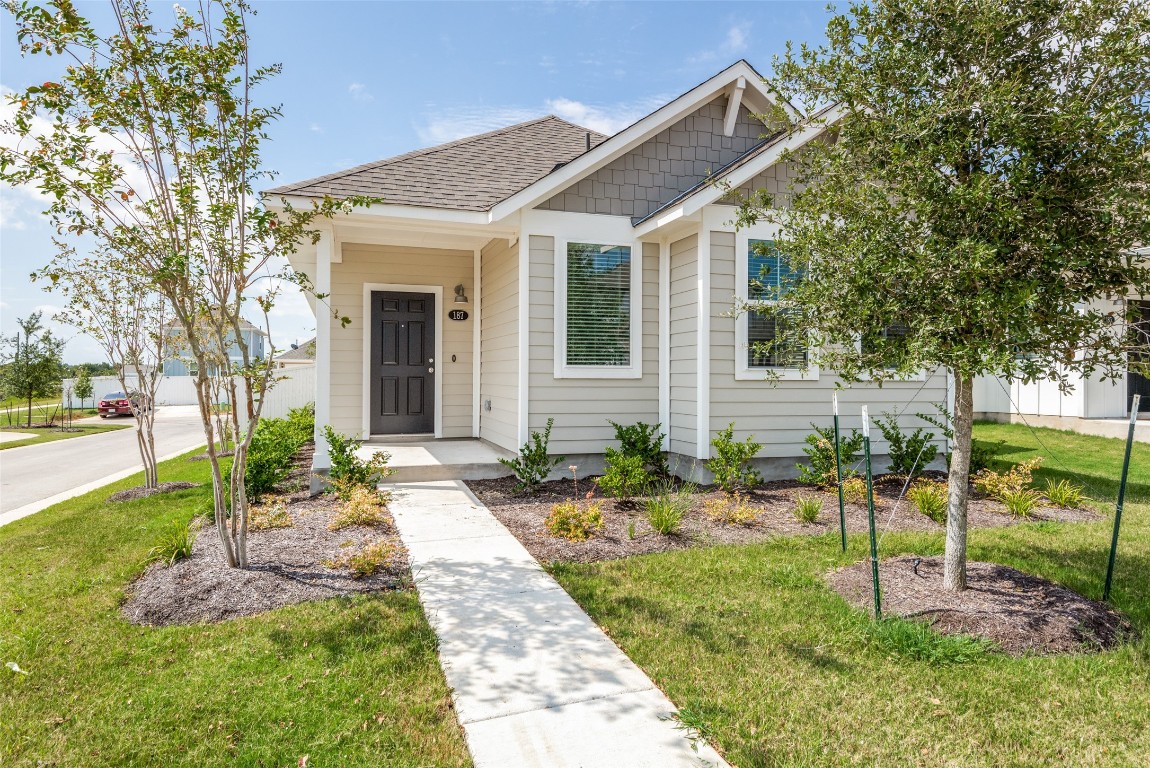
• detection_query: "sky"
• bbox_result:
[0,0,830,364]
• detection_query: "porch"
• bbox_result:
[355,437,515,483]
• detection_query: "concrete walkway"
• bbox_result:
[388,480,728,768]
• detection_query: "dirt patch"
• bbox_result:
[122,445,408,626]
[828,555,1137,655]
[189,450,235,461]
[108,481,199,503]
[466,474,1099,565]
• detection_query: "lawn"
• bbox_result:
[0,396,99,427]
[0,452,471,767]
[550,423,1150,767]
[0,423,130,450]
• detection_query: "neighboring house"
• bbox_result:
[274,338,317,369]
[268,60,948,479]
[162,318,268,377]
[976,246,1150,428]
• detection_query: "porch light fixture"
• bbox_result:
[454,283,469,304]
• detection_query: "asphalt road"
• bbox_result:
[0,405,207,516]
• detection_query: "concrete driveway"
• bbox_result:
[0,405,206,523]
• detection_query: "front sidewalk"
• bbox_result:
[387,480,728,768]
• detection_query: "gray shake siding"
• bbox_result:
[527,237,660,455]
[668,234,699,456]
[479,237,519,452]
[537,98,773,219]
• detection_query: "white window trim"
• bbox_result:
[734,227,819,381]
[554,237,643,379]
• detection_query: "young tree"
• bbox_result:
[36,247,170,489]
[737,0,1150,589]
[73,365,93,409]
[0,312,65,427]
[1,0,368,568]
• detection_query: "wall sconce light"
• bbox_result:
[454,283,469,304]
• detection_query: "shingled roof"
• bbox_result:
[265,116,609,212]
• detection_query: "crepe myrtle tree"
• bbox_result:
[0,0,371,568]
[734,0,1150,590]
[34,247,170,489]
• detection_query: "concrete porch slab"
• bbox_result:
[358,438,514,482]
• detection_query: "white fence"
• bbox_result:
[62,366,316,426]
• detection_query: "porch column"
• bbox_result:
[313,225,333,473]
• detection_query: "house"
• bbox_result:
[975,246,1150,438]
[268,61,949,480]
[274,338,317,369]
[161,318,268,377]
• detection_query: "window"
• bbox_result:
[563,241,632,367]
[746,239,807,368]
[861,323,911,367]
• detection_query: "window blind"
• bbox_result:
[566,242,631,366]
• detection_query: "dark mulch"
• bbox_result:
[828,555,1138,655]
[466,474,1099,565]
[188,450,235,461]
[108,481,200,503]
[121,444,409,626]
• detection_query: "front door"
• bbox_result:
[371,291,435,434]
[1129,300,1150,412]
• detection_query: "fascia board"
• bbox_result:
[267,194,490,226]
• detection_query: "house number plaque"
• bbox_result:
[448,309,469,321]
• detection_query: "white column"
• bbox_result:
[658,239,671,452]
[696,225,711,460]
[517,232,530,447]
[473,247,482,438]
[313,226,333,472]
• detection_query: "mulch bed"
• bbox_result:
[828,556,1138,655]
[466,474,1099,565]
[121,444,410,626]
[108,481,199,503]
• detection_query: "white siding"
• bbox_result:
[479,237,519,451]
[668,234,699,456]
[329,243,475,438]
[528,236,660,454]
[708,229,948,458]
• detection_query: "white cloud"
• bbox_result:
[348,82,374,102]
[689,20,752,64]
[309,122,324,134]
[0,194,30,230]
[725,23,749,54]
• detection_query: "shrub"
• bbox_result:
[841,475,868,505]
[797,424,863,486]
[246,417,303,501]
[498,417,564,492]
[329,486,391,530]
[326,538,397,578]
[703,492,757,526]
[607,420,668,476]
[969,439,1005,474]
[1000,487,1043,517]
[147,518,200,566]
[646,480,695,534]
[973,457,1043,500]
[285,403,315,444]
[705,423,763,494]
[596,450,651,498]
[249,500,292,530]
[875,412,937,478]
[907,479,947,524]
[323,425,394,499]
[545,500,604,542]
[793,494,823,524]
[1043,478,1085,509]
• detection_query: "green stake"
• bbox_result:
[1104,394,1140,602]
[833,392,846,552]
[862,405,881,619]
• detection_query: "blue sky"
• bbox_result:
[0,0,829,363]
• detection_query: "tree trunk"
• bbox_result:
[26,391,32,429]
[944,371,975,591]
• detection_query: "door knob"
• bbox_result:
[429,367,434,373]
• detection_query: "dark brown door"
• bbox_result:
[1130,300,1150,412]
[371,291,435,434]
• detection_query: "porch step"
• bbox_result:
[356,439,515,483]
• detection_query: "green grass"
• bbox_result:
[0,452,470,767]
[550,423,1150,767]
[0,423,131,450]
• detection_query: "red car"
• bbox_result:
[97,391,151,418]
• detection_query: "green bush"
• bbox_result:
[705,423,763,494]
[875,412,937,478]
[323,425,394,499]
[545,500,604,541]
[498,417,564,492]
[797,424,863,486]
[1000,487,1043,517]
[147,518,200,566]
[244,404,315,502]
[1043,478,1085,509]
[607,420,668,476]
[645,479,695,534]
[793,494,823,524]
[907,479,948,523]
[597,450,651,498]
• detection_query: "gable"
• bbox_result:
[535,98,777,219]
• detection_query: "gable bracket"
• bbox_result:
[722,77,747,137]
